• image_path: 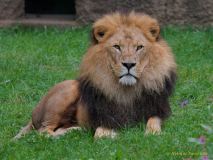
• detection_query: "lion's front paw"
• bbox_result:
[145,117,161,135]
[94,127,117,139]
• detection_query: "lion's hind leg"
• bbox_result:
[38,124,81,137]
[51,126,82,137]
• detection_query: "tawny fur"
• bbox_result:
[78,12,176,132]
[14,80,80,139]
[15,12,176,139]
[80,12,176,105]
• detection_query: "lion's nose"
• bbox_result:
[122,63,136,70]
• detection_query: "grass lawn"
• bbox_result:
[0,26,212,160]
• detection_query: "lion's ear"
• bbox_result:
[143,18,160,42]
[91,13,121,44]
[147,22,160,42]
[134,14,160,42]
[92,25,108,44]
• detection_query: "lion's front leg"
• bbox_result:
[145,116,161,134]
[94,127,117,139]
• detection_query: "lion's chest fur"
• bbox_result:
[79,82,144,129]
[78,73,175,129]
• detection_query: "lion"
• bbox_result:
[14,12,176,139]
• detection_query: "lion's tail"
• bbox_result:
[13,120,33,140]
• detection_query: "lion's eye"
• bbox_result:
[113,45,121,51]
[136,45,144,51]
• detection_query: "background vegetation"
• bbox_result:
[0,26,212,159]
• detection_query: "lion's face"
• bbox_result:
[80,13,176,102]
[104,27,150,86]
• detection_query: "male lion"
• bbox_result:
[14,12,176,139]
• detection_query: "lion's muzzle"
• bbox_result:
[119,63,137,86]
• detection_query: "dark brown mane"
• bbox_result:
[78,70,176,129]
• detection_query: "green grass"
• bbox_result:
[0,26,212,160]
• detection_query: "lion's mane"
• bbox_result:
[78,12,177,129]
